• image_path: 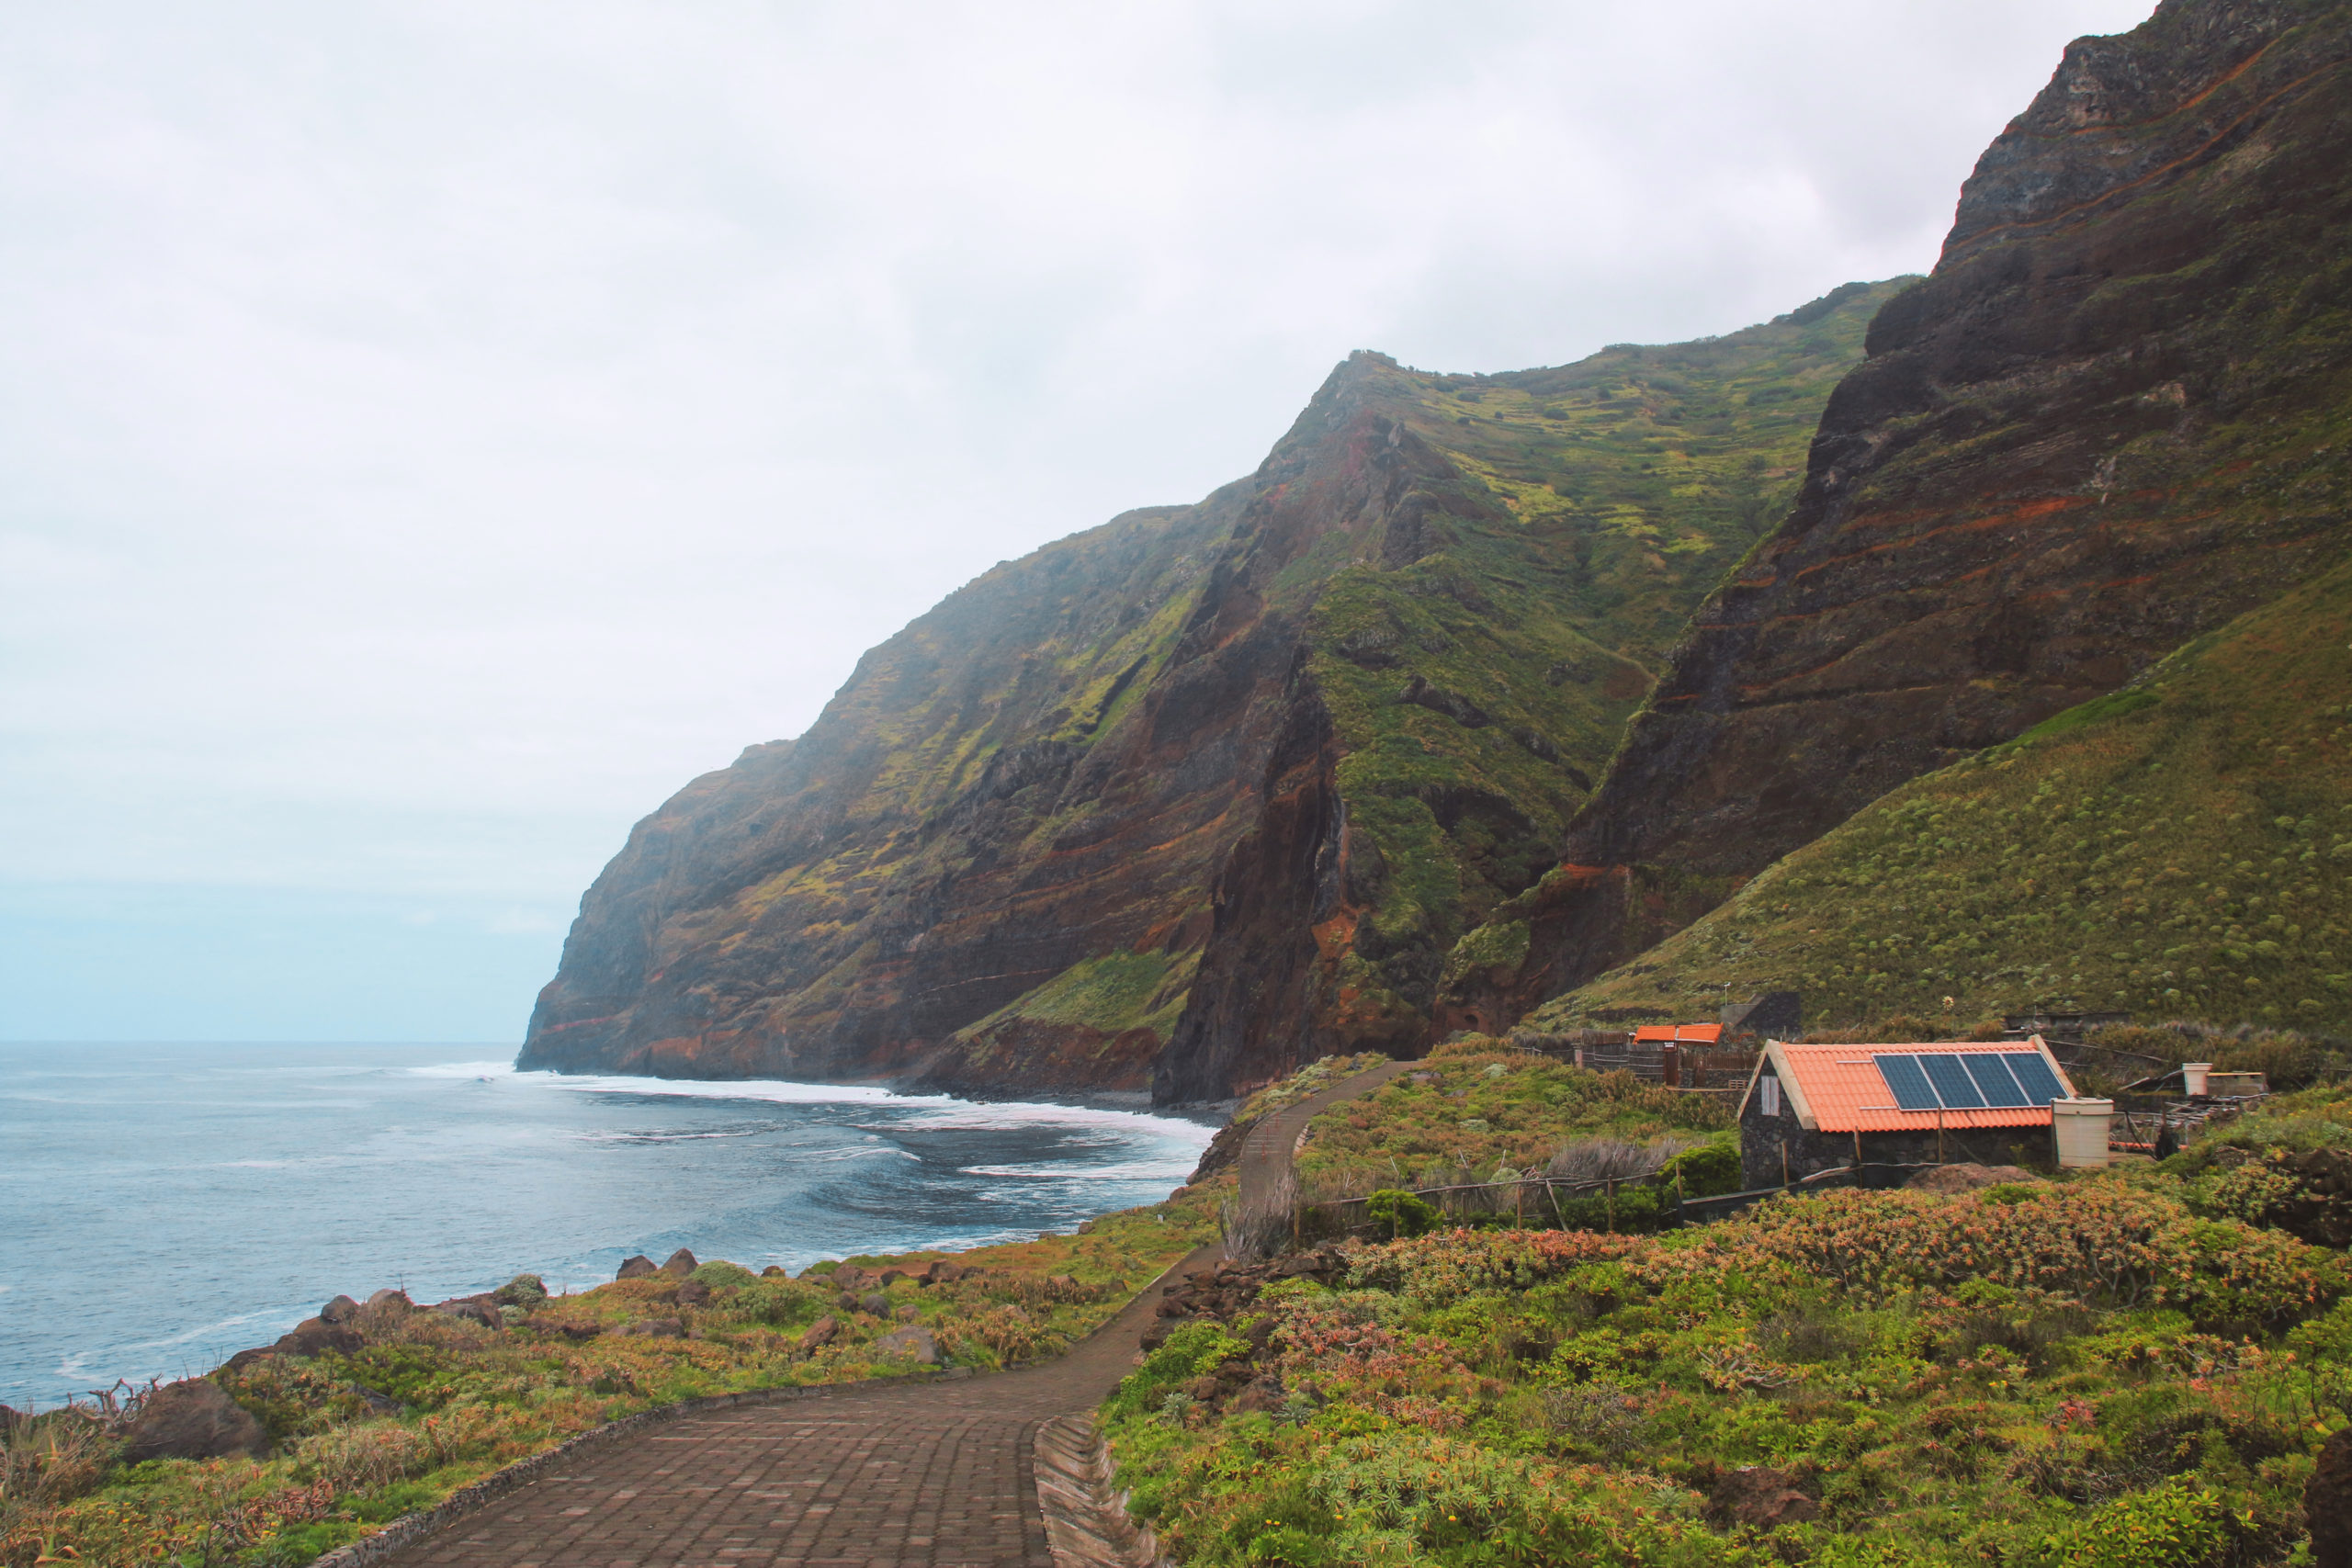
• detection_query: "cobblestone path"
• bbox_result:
[382,1061,1409,1567]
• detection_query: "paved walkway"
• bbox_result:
[379,1061,1412,1568]
[1234,1057,1414,1217]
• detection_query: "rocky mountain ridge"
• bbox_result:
[521,288,1895,1100]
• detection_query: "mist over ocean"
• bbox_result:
[0,1043,1214,1407]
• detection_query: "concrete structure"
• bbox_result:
[1736,1037,2078,1190]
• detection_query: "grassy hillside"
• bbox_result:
[1103,1070,2352,1567]
[1529,552,2352,1037]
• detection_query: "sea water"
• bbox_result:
[0,1042,1215,1407]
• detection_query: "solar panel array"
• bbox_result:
[1871,1052,2064,1111]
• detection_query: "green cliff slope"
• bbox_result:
[1535,552,2352,1033]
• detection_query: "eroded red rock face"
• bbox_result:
[1452,0,2352,1025]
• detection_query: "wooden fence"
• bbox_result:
[1291,1159,1939,1242]
[1507,1032,1758,1090]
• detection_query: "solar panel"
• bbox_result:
[1921,1055,1987,1109]
[1874,1054,1941,1111]
[2004,1052,2067,1105]
[1964,1054,2031,1108]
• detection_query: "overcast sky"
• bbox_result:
[1,0,2156,1043]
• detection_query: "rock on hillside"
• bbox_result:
[521,288,1898,1100]
[1447,0,2352,1032]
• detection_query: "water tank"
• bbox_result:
[2052,1099,2114,1169]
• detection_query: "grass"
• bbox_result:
[0,1198,1219,1567]
[1101,1065,2352,1567]
[1531,551,2352,1039]
[1288,1037,1732,1205]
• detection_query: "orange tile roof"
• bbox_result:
[1634,1023,1724,1045]
[1760,1040,2075,1133]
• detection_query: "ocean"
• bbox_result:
[0,1042,1216,1408]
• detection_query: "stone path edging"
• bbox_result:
[1032,1416,1160,1568]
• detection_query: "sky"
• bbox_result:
[0,0,2158,1043]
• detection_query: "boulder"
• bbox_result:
[616,1255,657,1280]
[430,1296,503,1331]
[622,1318,685,1338]
[662,1248,699,1277]
[271,1316,365,1359]
[877,1269,906,1286]
[922,1260,964,1285]
[797,1315,838,1354]
[2312,1425,2352,1568]
[365,1289,413,1313]
[760,1265,787,1278]
[1708,1467,1818,1529]
[871,1325,938,1365]
[831,1265,867,1292]
[1907,1164,2036,1194]
[319,1294,361,1325]
[675,1279,711,1307]
[859,1292,889,1316]
[1229,1377,1287,1415]
[120,1379,267,1463]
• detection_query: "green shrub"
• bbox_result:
[2018,1476,2237,1568]
[1365,1189,1442,1239]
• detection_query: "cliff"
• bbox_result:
[1445,0,2352,1031]
[520,288,1898,1100]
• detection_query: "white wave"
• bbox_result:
[959,1161,1192,1181]
[571,1126,769,1145]
[108,1304,296,1357]
[413,1061,1214,1145]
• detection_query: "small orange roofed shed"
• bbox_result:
[1741,1037,2077,1134]
[1634,1022,1724,1046]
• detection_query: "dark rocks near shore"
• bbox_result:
[616,1255,657,1280]
[662,1248,699,1277]
[319,1293,361,1325]
[120,1378,268,1463]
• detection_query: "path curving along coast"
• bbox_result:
[366,1060,1408,1568]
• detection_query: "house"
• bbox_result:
[1736,1036,2080,1190]
[1634,1022,1724,1047]
[1720,991,1802,1042]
